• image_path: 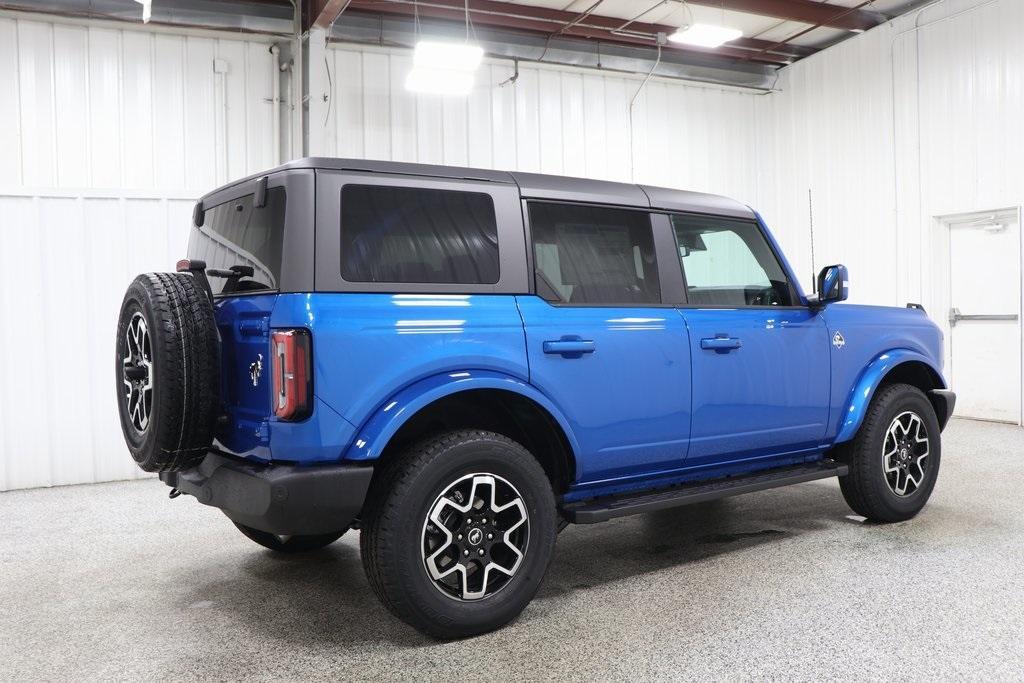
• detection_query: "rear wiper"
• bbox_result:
[206,265,260,294]
[207,264,254,279]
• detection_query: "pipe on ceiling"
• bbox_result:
[331,10,779,90]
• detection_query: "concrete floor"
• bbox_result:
[2,418,1022,680]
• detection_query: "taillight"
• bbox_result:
[271,329,312,421]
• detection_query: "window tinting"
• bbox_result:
[340,185,499,284]
[530,203,660,305]
[672,214,795,306]
[190,187,287,295]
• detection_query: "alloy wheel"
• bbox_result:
[122,312,153,432]
[882,411,930,497]
[421,473,529,601]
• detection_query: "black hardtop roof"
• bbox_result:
[203,157,755,220]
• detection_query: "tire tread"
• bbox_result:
[116,272,220,472]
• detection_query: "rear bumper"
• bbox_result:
[160,453,373,536]
[930,389,957,431]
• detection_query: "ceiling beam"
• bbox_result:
[514,1,817,58]
[732,37,814,58]
[343,0,812,65]
[685,0,887,32]
[307,0,353,30]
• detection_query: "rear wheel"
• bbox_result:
[360,430,557,639]
[233,523,346,553]
[839,383,941,523]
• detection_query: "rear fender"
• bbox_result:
[834,349,946,444]
[343,370,581,473]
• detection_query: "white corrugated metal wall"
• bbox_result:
[0,13,280,490]
[755,0,1024,311]
[319,45,764,209]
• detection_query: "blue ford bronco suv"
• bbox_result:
[117,158,955,639]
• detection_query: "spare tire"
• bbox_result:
[116,272,220,472]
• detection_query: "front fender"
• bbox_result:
[342,370,582,468]
[834,349,945,444]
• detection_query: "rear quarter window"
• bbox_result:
[339,184,499,284]
[189,187,287,295]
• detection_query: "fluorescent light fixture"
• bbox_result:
[405,67,476,96]
[133,0,152,23]
[413,41,484,70]
[669,23,742,48]
[405,40,483,95]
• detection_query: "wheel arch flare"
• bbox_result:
[834,349,948,445]
[343,370,582,488]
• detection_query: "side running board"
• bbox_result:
[561,460,848,524]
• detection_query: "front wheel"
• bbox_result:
[839,383,942,523]
[360,430,557,639]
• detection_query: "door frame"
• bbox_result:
[932,206,1023,425]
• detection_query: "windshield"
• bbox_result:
[188,187,287,295]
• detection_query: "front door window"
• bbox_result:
[672,214,795,307]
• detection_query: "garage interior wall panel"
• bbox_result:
[320,46,763,207]
[755,0,1024,310]
[0,16,278,191]
[0,14,279,491]
[753,25,899,305]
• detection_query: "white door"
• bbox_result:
[947,211,1021,423]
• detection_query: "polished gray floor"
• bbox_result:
[2,418,1022,680]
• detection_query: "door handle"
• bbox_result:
[700,336,742,352]
[543,339,596,358]
[948,307,1019,326]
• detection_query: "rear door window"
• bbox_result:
[340,184,499,284]
[529,202,661,305]
[190,187,287,294]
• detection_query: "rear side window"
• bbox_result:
[529,202,661,305]
[191,187,287,295]
[340,185,499,284]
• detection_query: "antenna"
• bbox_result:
[808,187,817,293]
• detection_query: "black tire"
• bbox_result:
[233,522,346,553]
[360,430,557,639]
[838,383,941,523]
[115,272,220,473]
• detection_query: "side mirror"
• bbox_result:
[816,264,849,304]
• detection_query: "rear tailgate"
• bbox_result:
[187,180,290,461]
[213,294,277,460]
